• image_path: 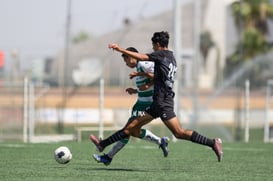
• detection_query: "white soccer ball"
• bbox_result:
[54,146,72,164]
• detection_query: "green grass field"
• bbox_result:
[1,139,273,181]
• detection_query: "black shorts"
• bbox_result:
[145,93,176,122]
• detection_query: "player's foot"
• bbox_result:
[159,136,170,157]
[212,138,223,162]
[92,154,112,166]
[90,134,104,152]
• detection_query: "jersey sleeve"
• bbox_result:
[147,51,161,63]
[139,61,154,74]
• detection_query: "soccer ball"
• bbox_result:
[54,146,72,164]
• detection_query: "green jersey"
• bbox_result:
[131,61,154,118]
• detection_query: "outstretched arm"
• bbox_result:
[130,72,154,91]
[129,71,154,79]
[108,43,149,61]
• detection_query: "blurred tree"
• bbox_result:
[229,27,269,62]
[226,0,273,87]
[200,31,215,71]
[199,31,223,86]
[231,0,273,60]
[232,0,273,35]
[72,31,90,44]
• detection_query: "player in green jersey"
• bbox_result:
[92,47,169,165]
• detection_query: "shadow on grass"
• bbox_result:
[93,167,147,172]
[75,167,147,172]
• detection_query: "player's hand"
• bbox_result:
[108,43,120,51]
[138,84,149,91]
[129,72,138,79]
[126,88,137,95]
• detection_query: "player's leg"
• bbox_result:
[107,138,129,158]
[90,115,153,152]
[92,115,155,164]
[130,105,171,156]
[139,128,161,144]
[93,137,129,165]
[90,129,127,152]
[125,113,170,157]
[92,118,133,164]
[163,117,223,162]
[140,128,169,157]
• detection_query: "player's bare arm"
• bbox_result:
[108,43,149,61]
[129,71,154,79]
[125,87,137,95]
[138,81,154,91]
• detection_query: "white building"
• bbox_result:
[50,0,239,89]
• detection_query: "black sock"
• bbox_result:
[190,131,214,147]
[100,130,128,148]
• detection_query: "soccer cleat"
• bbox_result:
[159,136,170,157]
[90,134,104,152]
[92,154,112,166]
[212,138,223,162]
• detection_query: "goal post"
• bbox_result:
[244,80,250,143]
[0,79,32,142]
[264,79,273,143]
[23,77,29,143]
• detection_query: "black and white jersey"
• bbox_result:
[147,50,177,98]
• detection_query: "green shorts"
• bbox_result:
[128,101,151,122]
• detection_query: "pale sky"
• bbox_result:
[0,0,173,71]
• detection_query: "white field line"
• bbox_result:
[0,144,26,148]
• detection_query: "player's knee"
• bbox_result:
[124,127,136,136]
[131,129,141,137]
[123,128,131,135]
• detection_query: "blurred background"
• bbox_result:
[1,0,273,143]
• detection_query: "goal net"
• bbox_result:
[0,81,25,141]
[0,78,75,143]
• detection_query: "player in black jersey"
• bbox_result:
[90,31,223,162]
